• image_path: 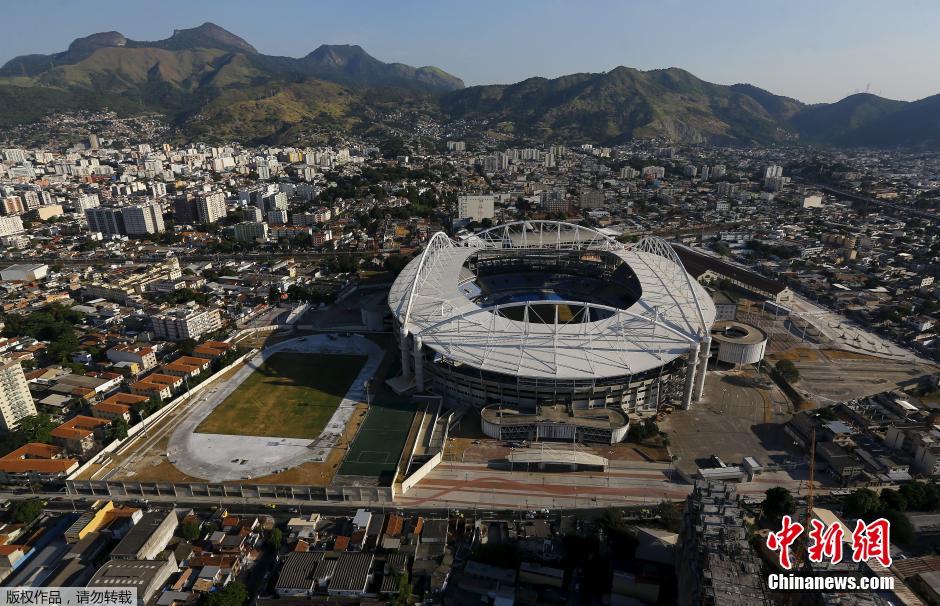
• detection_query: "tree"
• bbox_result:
[658,500,683,533]
[14,414,57,445]
[267,527,283,549]
[180,520,202,542]
[761,487,796,525]
[200,581,247,606]
[881,508,914,546]
[107,418,129,443]
[628,417,659,443]
[879,488,908,512]
[383,255,410,276]
[137,395,162,420]
[775,359,800,383]
[178,339,197,356]
[9,499,44,524]
[391,569,413,606]
[899,482,940,511]
[599,508,627,533]
[844,488,883,520]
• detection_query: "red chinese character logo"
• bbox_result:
[851,518,892,567]
[807,519,844,564]
[766,514,805,569]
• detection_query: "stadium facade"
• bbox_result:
[388,222,716,420]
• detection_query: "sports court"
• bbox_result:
[339,398,416,477]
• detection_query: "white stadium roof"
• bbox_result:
[388,221,715,381]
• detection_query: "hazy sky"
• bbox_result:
[3,0,939,103]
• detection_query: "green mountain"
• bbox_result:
[817,94,940,148]
[0,22,462,137]
[788,93,908,143]
[1,23,938,148]
[291,44,464,92]
[441,67,806,145]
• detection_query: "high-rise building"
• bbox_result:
[74,193,100,212]
[0,359,37,431]
[579,190,606,209]
[122,202,165,235]
[172,198,197,224]
[764,165,783,179]
[620,166,639,179]
[263,192,288,212]
[1,196,25,216]
[149,182,167,198]
[85,207,125,237]
[267,209,288,225]
[243,206,263,223]
[540,189,569,214]
[196,191,227,224]
[677,481,770,606]
[20,191,40,210]
[457,195,495,221]
[232,221,269,243]
[0,216,24,237]
[87,202,165,237]
[481,153,509,172]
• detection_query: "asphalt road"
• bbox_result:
[17,490,664,521]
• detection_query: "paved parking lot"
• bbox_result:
[661,370,795,475]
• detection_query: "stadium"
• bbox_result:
[388,222,717,431]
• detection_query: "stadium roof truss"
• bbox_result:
[388,221,716,380]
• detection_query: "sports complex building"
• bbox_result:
[388,222,717,435]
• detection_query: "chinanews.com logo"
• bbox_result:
[764,515,895,593]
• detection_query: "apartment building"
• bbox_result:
[122,202,165,235]
[457,195,495,221]
[85,202,165,237]
[83,259,182,304]
[151,306,222,341]
[0,359,37,431]
[130,373,183,401]
[196,191,227,224]
[0,216,24,237]
[106,344,158,372]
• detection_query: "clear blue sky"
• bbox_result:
[3,0,939,103]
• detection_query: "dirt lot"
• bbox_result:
[774,349,937,404]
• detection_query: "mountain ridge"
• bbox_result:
[1,23,937,148]
[0,23,463,93]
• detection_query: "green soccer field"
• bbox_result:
[338,398,416,477]
[195,352,365,439]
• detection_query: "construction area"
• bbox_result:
[71,334,395,492]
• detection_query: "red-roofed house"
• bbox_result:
[51,415,111,455]
[0,443,78,482]
[91,393,149,423]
